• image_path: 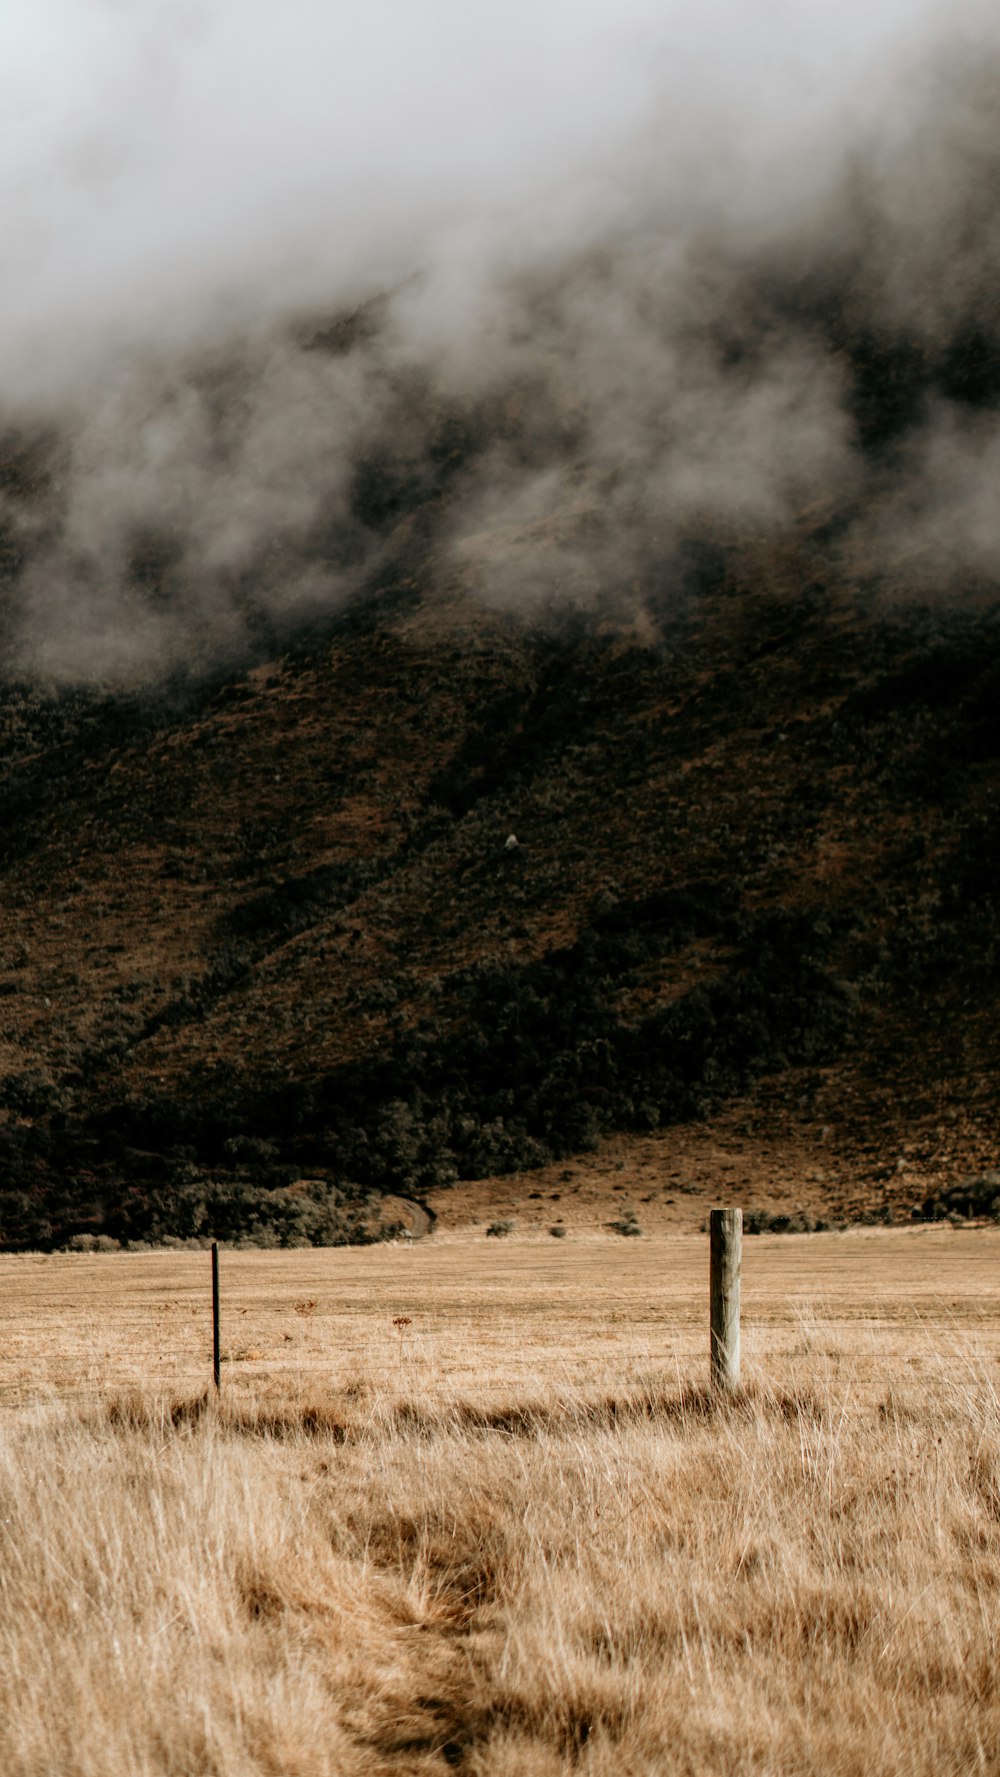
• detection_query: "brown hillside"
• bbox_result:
[0,513,997,1245]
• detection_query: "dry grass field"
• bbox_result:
[0,1228,998,1775]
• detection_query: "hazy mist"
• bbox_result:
[2,0,999,682]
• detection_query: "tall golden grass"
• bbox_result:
[0,1229,997,1774]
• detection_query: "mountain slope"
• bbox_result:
[0,505,996,1247]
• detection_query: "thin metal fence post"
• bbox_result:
[212,1242,221,1390]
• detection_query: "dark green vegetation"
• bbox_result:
[0,529,996,1245]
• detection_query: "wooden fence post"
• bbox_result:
[710,1208,742,1391]
[212,1242,221,1390]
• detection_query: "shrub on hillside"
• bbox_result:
[608,1208,642,1237]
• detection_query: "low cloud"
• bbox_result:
[0,2,999,681]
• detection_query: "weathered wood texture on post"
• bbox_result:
[211,1242,221,1390]
[709,1208,742,1390]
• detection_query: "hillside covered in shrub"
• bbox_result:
[0,524,996,1246]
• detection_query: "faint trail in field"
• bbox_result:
[376,1195,436,1239]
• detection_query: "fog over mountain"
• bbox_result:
[2,0,999,682]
